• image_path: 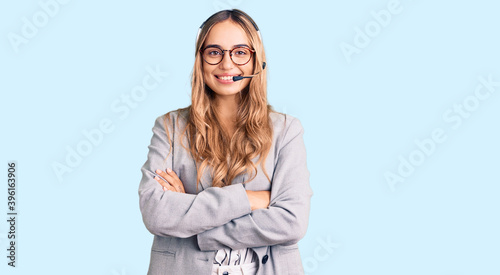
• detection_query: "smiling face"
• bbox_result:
[202,20,254,100]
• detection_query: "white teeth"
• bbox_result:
[218,76,235,81]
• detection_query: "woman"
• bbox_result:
[138,9,312,275]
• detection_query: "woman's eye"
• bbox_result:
[234,50,248,56]
[208,51,221,55]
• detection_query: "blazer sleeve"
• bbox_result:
[138,114,253,238]
[196,117,313,250]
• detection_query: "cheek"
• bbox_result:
[203,70,218,91]
[203,70,211,80]
[203,69,214,83]
[202,66,210,77]
[243,64,254,75]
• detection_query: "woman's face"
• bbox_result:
[202,20,254,99]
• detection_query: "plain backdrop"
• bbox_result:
[1,0,499,274]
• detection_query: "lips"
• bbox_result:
[215,74,241,81]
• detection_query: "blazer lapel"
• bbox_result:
[198,162,212,191]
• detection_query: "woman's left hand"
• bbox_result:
[154,168,186,193]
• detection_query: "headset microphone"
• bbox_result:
[233,62,266,81]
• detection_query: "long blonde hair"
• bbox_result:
[164,9,276,190]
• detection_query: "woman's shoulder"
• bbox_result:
[160,106,189,119]
[155,106,190,126]
[269,110,304,133]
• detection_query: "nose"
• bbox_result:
[219,50,235,70]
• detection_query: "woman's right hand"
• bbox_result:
[154,168,186,193]
[245,190,271,210]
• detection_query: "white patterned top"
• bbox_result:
[213,248,257,266]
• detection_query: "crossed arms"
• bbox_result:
[138,113,313,250]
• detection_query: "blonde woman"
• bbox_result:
[138,9,312,275]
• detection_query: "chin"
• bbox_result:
[207,84,248,97]
[213,89,242,97]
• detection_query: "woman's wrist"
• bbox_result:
[245,190,271,210]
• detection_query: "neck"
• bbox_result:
[214,94,240,123]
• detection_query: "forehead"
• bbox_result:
[204,20,250,48]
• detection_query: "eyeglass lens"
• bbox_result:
[202,47,252,65]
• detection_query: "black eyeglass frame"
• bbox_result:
[199,46,255,66]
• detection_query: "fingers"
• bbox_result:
[154,168,185,193]
[154,173,174,191]
[169,168,186,193]
[162,182,176,192]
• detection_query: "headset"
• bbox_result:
[196,9,266,82]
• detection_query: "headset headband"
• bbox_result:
[196,9,262,44]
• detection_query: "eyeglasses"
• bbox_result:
[200,46,255,66]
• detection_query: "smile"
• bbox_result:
[217,76,236,80]
[214,74,241,83]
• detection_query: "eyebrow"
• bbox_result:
[204,44,250,48]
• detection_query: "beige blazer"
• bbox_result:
[138,108,313,274]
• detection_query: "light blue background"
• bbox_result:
[1,0,499,274]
